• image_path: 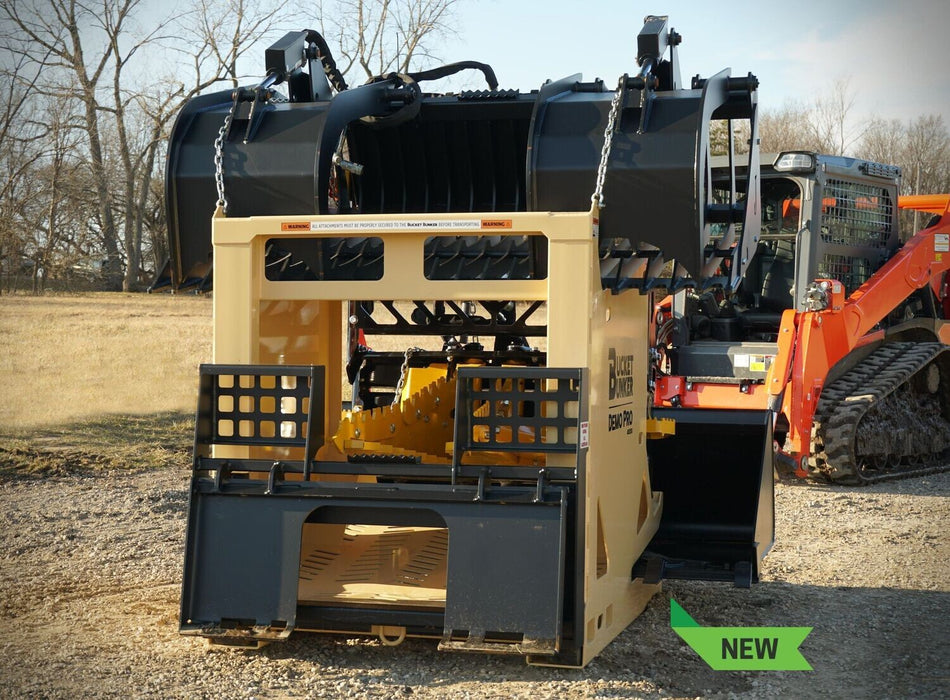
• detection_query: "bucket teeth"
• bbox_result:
[333,376,455,460]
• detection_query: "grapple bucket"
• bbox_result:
[164,19,759,292]
[640,409,774,587]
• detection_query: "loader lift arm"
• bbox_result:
[770,196,950,476]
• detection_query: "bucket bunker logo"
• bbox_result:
[608,348,635,433]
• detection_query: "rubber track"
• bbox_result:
[812,342,950,484]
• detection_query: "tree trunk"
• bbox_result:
[127,136,161,291]
[81,96,122,290]
[122,195,139,291]
[68,13,123,291]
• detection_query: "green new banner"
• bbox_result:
[671,600,813,671]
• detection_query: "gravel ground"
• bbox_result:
[0,468,947,699]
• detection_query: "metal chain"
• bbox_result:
[391,346,422,406]
[213,93,240,214]
[591,75,626,209]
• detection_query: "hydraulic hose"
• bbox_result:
[404,60,499,90]
[304,29,349,93]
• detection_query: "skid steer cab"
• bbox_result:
[652,151,950,484]
[172,15,774,667]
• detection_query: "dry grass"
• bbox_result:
[0,293,211,428]
[0,412,194,476]
[0,293,211,475]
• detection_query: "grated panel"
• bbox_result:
[820,179,893,249]
[817,254,871,295]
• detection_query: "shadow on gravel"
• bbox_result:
[775,470,950,496]
[0,411,193,477]
[194,581,948,698]
[610,582,950,698]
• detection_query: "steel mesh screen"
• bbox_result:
[820,179,893,248]
[817,254,871,295]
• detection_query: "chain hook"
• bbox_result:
[213,91,241,215]
[591,75,627,209]
[391,346,422,406]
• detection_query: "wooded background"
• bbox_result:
[1,0,947,293]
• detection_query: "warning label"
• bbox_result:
[480,219,512,229]
[935,233,949,253]
[734,354,773,373]
[280,219,514,233]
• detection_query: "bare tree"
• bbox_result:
[31,106,72,292]
[906,115,950,234]
[319,0,463,81]
[184,0,295,89]
[904,115,950,194]
[807,78,863,155]
[708,120,731,156]
[142,174,169,271]
[0,45,47,292]
[0,0,294,290]
[757,102,816,154]
[99,0,291,289]
[0,128,40,294]
[755,80,864,157]
[113,0,295,289]
[0,87,99,294]
[859,117,905,168]
[0,0,147,289]
[857,114,950,237]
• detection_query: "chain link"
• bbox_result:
[391,346,422,406]
[213,93,240,214]
[591,75,626,209]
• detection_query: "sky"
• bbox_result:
[432,0,950,124]
[102,0,950,127]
